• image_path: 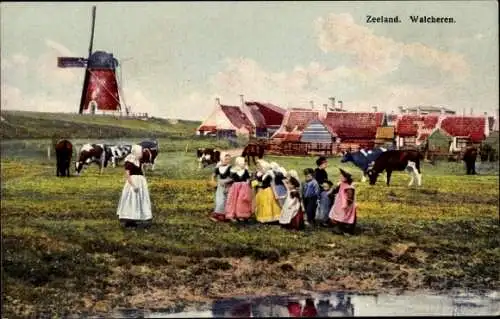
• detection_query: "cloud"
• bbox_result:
[315,13,470,80]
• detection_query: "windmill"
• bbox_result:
[57,6,131,115]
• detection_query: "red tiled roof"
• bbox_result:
[244,104,267,128]
[284,111,320,132]
[220,105,254,131]
[198,125,216,132]
[396,115,439,137]
[246,102,286,127]
[440,116,486,142]
[324,112,385,139]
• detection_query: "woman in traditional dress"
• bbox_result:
[278,175,304,230]
[254,160,282,223]
[225,156,252,222]
[270,162,288,207]
[117,144,152,228]
[328,168,357,235]
[209,152,232,222]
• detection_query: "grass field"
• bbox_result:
[0,110,201,139]
[2,135,499,317]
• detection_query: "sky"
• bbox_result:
[1,1,498,120]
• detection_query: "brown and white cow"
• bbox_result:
[242,143,265,166]
[75,143,108,175]
[138,140,159,171]
[196,148,220,169]
[366,149,424,186]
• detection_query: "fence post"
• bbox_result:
[47,146,51,160]
[185,143,189,153]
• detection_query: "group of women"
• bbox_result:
[114,146,358,235]
[208,152,358,235]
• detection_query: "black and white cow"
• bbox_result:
[106,144,132,168]
[366,149,423,186]
[197,148,220,169]
[75,143,108,175]
[138,140,159,171]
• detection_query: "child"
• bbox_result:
[315,180,337,226]
[209,152,232,222]
[225,156,252,222]
[329,168,357,235]
[279,176,304,230]
[314,156,329,185]
[302,168,320,226]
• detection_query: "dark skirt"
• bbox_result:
[282,210,305,230]
[120,218,152,229]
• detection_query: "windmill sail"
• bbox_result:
[57,57,88,68]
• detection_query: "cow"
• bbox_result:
[340,147,388,182]
[55,139,73,177]
[75,143,109,175]
[462,146,478,175]
[106,144,132,168]
[242,143,265,166]
[366,149,423,186]
[196,148,221,169]
[138,140,159,171]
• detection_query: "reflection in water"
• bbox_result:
[110,290,500,318]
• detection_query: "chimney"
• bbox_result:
[215,97,221,106]
[398,106,404,114]
[329,97,336,108]
[417,106,421,115]
[470,108,473,116]
[323,104,328,112]
[310,100,314,110]
[440,106,445,115]
[338,100,343,110]
[372,106,378,113]
[484,111,488,116]
[239,94,245,107]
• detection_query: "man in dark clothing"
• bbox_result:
[314,156,329,185]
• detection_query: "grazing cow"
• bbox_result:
[340,147,388,182]
[55,139,73,177]
[106,144,132,168]
[138,140,159,171]
[462,146,478,175]
[75,143,108,175]
[242,143,265,166]
[366,150,423,186]
[196,148,221,169]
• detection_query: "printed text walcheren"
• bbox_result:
[409,16,455,23]
[366,15,401,23]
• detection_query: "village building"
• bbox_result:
[398,105,456,115]
[196,97,286,138]
[375,126,395,148]
[323,111,386,151]
[394,113,489,153]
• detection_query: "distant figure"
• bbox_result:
[116,144,152,228]
[54,139,73,177]
[462,146,478,175]
[329,168,357,236]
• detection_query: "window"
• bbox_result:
[456,138,469,150]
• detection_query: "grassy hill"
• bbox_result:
[0,111,201,139]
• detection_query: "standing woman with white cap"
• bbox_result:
[116,144,152,228]
[209,152,233,222]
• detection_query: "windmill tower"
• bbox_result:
[57,6,130,115]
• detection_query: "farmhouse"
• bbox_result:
[196,97,286,138]
[323,111,385,151]
[395,114,440,148]
[375,126,395,147]
[440,116,488,152]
